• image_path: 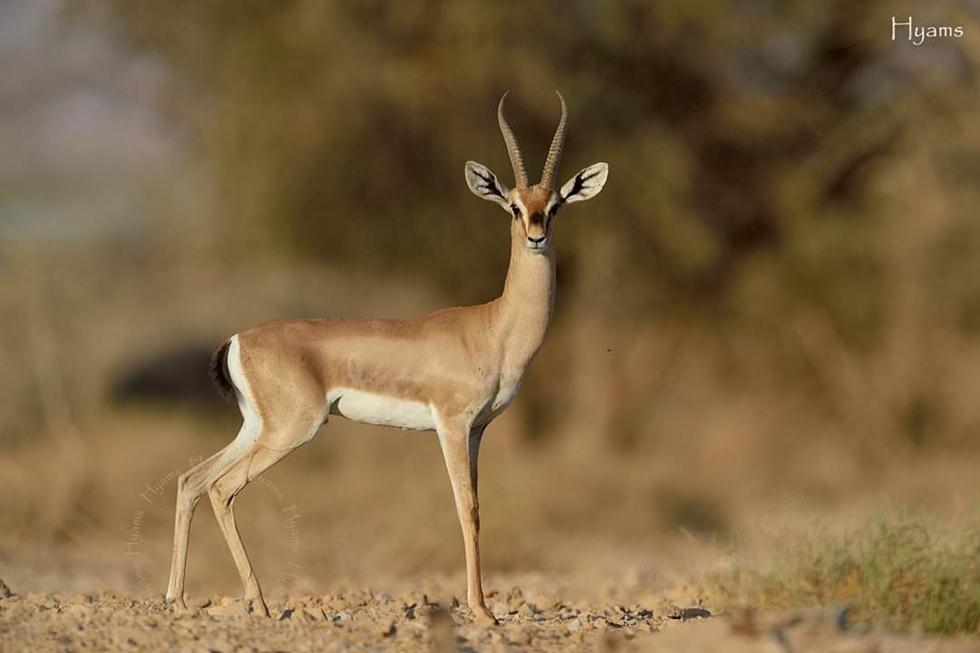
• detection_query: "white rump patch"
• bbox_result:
[328,388,435,431]
[226,334,263,452]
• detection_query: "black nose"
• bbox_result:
[528,235,546,244]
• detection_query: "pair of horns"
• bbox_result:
[497,90,567,189]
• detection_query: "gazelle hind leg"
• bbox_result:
[207,417,321,617]
[168,334,265,609]
[165,437,252,608]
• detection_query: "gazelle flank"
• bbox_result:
[165,91,609,625]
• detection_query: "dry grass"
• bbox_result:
[716,512,980,635]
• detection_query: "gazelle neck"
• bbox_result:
[492,223,556,367]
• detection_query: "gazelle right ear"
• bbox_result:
[559,162,609,204]
[465,161,511,211]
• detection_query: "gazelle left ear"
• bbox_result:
[559,162,609,204]
[465,161,511,211]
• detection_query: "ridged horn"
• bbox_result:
[497,91,528,188]
[540,90,567,189]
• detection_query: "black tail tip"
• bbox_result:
[208,340,237,403]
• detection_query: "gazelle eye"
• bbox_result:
[510,204,521,219]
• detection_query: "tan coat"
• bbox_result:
[165,92,608,625]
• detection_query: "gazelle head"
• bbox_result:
[465,91,609,253]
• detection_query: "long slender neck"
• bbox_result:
[491,223,557,367]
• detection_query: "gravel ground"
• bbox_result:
[2,579,977,653]
[0,585,667,652]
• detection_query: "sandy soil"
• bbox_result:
[2,416,979,652]
[2,576,977,653]
[0,586,658,652]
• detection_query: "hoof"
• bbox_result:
[248,598,271,618]
[165,595,190,615]
[471,606,498,626]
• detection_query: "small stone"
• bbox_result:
[350,589,373,607]
[375,591,393,603]
[207,599,249,618]
[416,603,437,618]
[491,602,509,619]
[505,587,525,610]
[667,606,712,621]
[189,596,212,609]
[0,579,12,599]
[320,594,342,609]
[381,621,397,637]
[518,602,537,619]
[567,618,582,632]
[301,606,325,622]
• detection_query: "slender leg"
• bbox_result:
[207,442,300,617]
[165,441,246,609]
[469,424,486,490]
[436,417,494,625]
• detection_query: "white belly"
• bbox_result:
[328,388,435,431]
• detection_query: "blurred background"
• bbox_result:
[1,0,978,603]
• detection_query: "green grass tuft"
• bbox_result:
[716,513,980,635]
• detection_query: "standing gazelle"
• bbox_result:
[165,92,608,624]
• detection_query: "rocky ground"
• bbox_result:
[2,578,977,653]
[0,582,661,652]
[3,414,979,652]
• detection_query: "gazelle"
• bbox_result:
[165,91,608,624]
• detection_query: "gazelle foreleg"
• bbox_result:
[436,415,494,625]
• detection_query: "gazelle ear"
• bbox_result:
[465,161,511,210]
[559,162,609,204]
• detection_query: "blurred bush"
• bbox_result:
[68,1,972,300]
[6,1,980,477]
